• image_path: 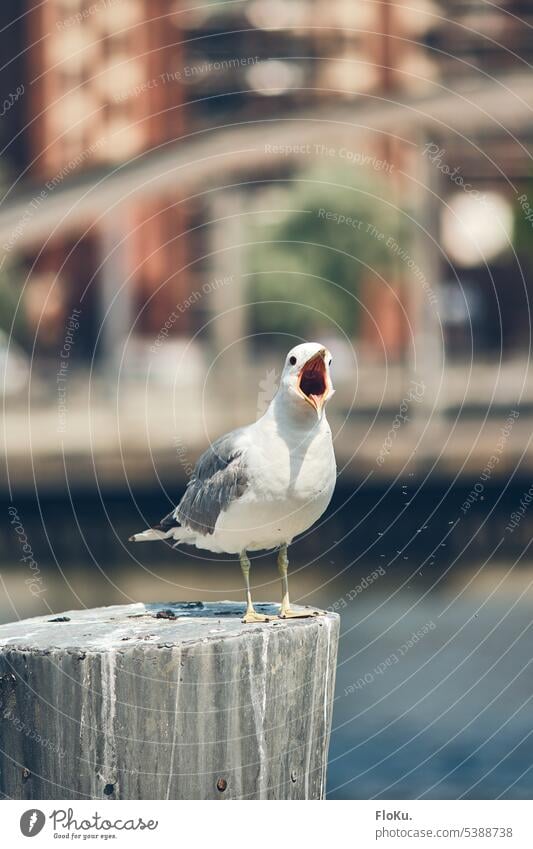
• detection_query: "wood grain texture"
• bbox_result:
[0,602,339,800]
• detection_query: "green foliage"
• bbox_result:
[0,163,27,347]
[246,164,408,340]
[0,260,27,348]
[513,184,533,264]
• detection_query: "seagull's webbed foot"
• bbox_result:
[279,606,323,619]
[277,545,323,620]
[242,607,278,624]
[240,551,278,623]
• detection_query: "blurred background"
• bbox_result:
[1,0,533,799]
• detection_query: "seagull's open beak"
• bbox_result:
[298,349,329,414]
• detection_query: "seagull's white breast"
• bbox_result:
[201,413,336,553]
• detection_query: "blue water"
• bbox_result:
[327,583,533,799]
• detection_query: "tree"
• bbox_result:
[246,163,408,343]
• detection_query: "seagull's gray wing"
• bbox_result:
[157,429,249,536]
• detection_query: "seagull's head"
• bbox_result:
[280,342,335,418]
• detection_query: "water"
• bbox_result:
[327,572,533,799]
[2,482,532,799]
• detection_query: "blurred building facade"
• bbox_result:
[18,0,192,356]
[0,0,532,365]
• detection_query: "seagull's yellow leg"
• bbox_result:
[278,545,322,619]
[241,551,276,623]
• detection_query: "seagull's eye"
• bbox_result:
[289,356,297,365]
[329,358,332,366]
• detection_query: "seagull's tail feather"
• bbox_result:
[129,528,174,542]
[129,526,196,545]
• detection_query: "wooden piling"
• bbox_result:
[0,602,339,800]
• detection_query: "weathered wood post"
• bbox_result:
[0,602,339,800]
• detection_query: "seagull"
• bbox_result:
[129,342,336,623]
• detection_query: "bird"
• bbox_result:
[129,342,336,623]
